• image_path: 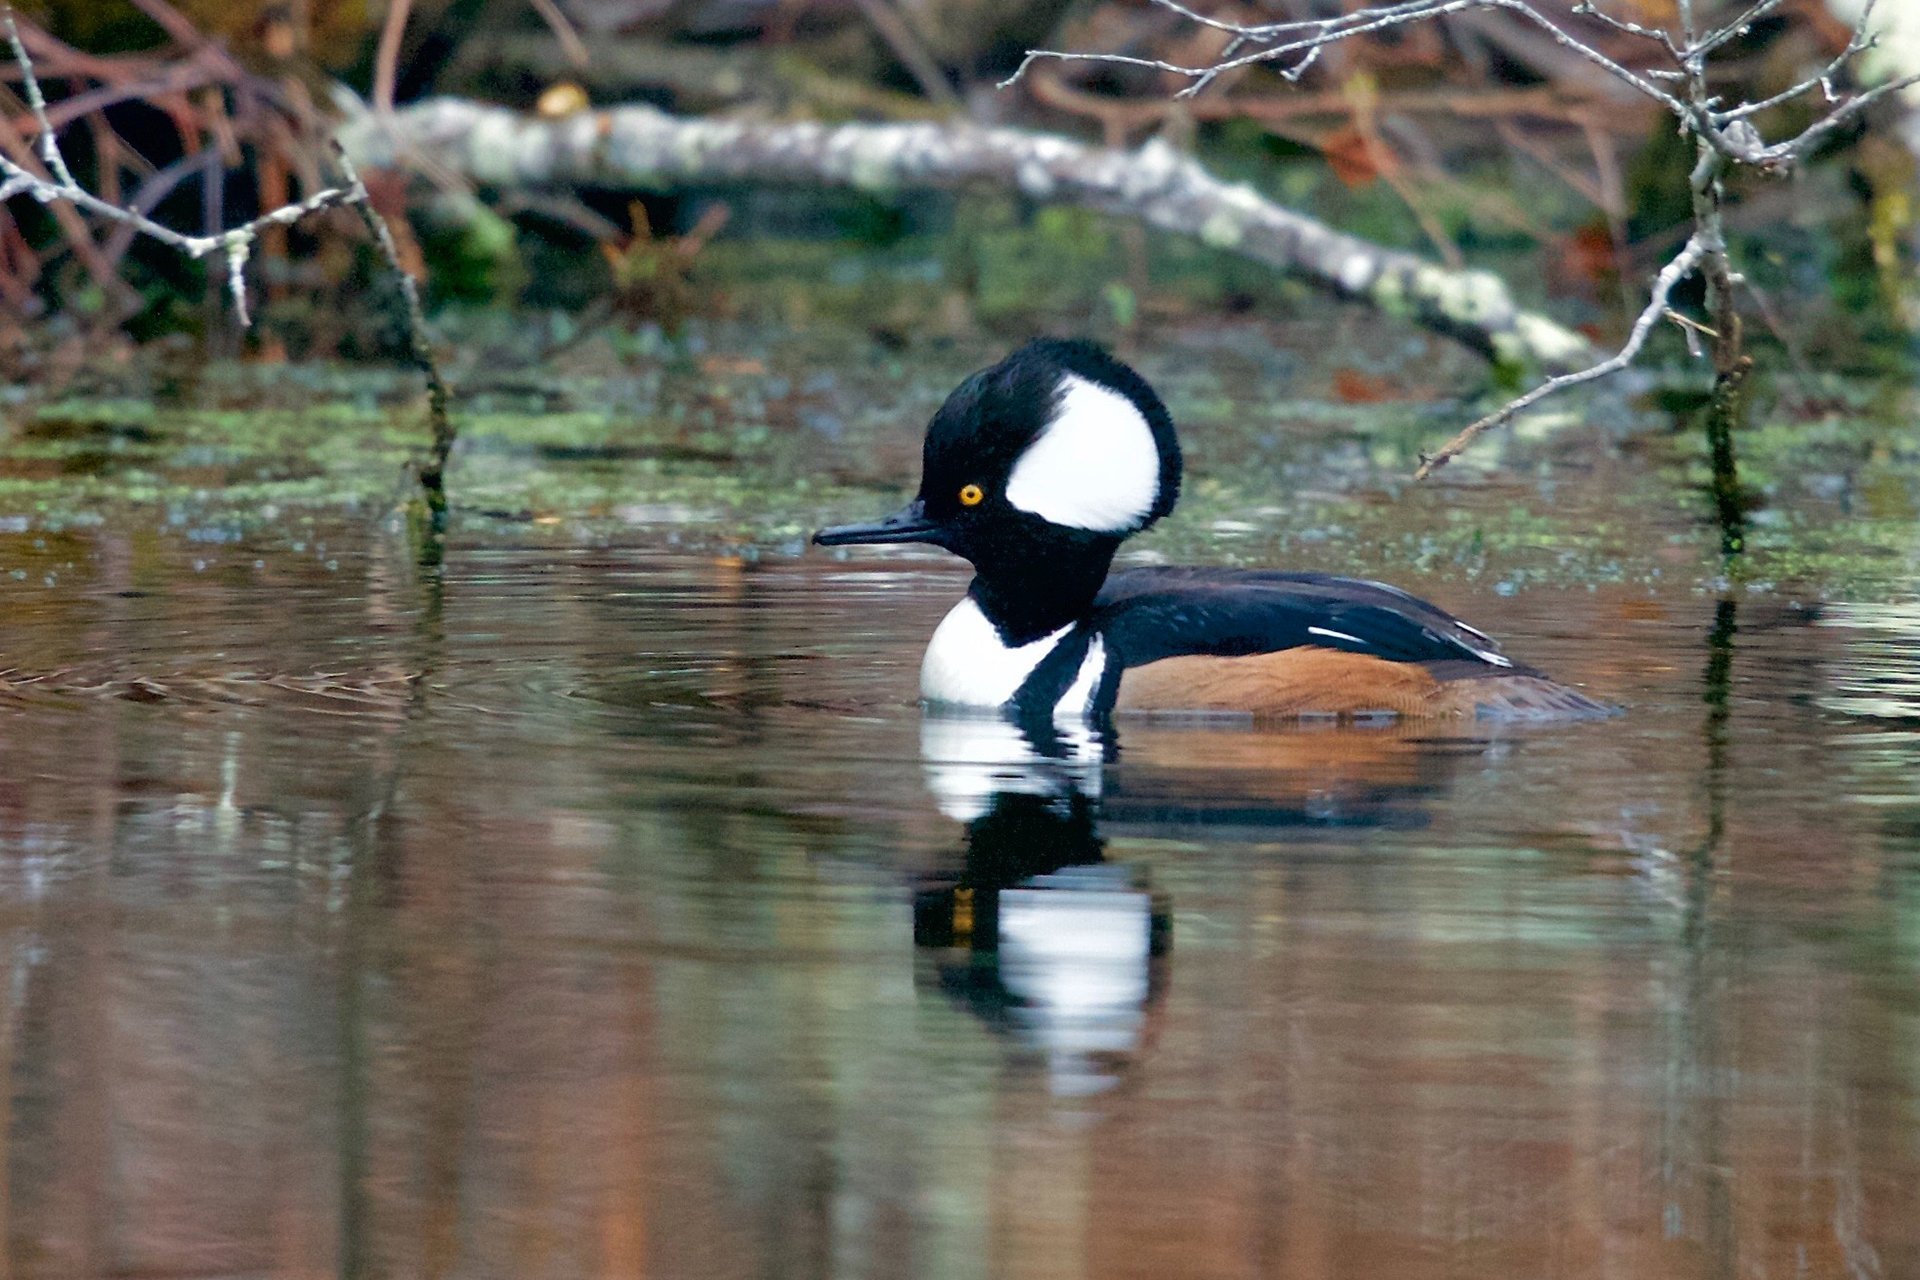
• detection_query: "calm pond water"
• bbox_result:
[0,526,1917,1279]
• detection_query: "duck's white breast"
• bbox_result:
[920,597,1068,709]
[918,598,1109,717]
[917,596,1104,716]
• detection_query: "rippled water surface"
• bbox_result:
[1,526,1917,1279]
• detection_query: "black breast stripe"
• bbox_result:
[1008,625,1095,724]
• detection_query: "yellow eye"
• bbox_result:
[958,484,984,507]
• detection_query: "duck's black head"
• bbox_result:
[816,340,1182,640]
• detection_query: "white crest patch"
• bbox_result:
[1005,374,1160,532]
[920,597,1071,709]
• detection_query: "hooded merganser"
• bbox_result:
[816,339,1609,724]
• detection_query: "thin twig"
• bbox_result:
[1003,0,1690,116]
[1752,70,1920,167]
[38,62,223,133]
[1415,237,1706,479]
[1715,0,1878,121]
[1570,2,1682,60]
[851,0,959,107]
[1005,0,1909,171]
[0,155,352,260]
[372,0,412,118]
[526,0,591,70]
[101,149,204,264]
[1689,0,1789,60]
[1027,64,1635,131]
[0,6,360,297]
[0,86,125,303]
[125,0,221,52]
[4,8,72,185]
[1673,0,1699,50]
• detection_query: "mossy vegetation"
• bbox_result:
[2,311,1915,600]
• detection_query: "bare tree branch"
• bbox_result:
[0,3,456,513]
[124,0,219,52]
[1002,0,1691,116]
[1750,71,1920,166]
[4,9,72,186]
[1,6,371,320]
[1005,0,1915,494]
[1414,236,1707,479]
[1005,0,1913,171]
[1570,1,1682,58]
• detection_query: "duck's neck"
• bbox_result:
[968,540,1118,646]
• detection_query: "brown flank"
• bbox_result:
[1114,647,1595,720]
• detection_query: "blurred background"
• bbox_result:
[2,0,1915,378]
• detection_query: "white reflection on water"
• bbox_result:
[918,713,1104,821]
[1820,601,1920,720]
[998,869,1154,1097]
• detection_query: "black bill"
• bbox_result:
[813,500,942,547]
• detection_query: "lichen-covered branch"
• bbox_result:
[339,98,1598,373]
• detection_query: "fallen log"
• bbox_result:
[439,33,940,120]
[341,98,1598,372]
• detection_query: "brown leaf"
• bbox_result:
[1321,127,1382,187]
[1333,368,1394,402]
[1556,224,1621,287]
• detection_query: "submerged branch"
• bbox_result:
[335,146,457,528]
[340,98,1598,373]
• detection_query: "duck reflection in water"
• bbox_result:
[913,716,1165,1097]
[910,713,1479,1095]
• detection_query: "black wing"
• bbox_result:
[1091,566,1529,673]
